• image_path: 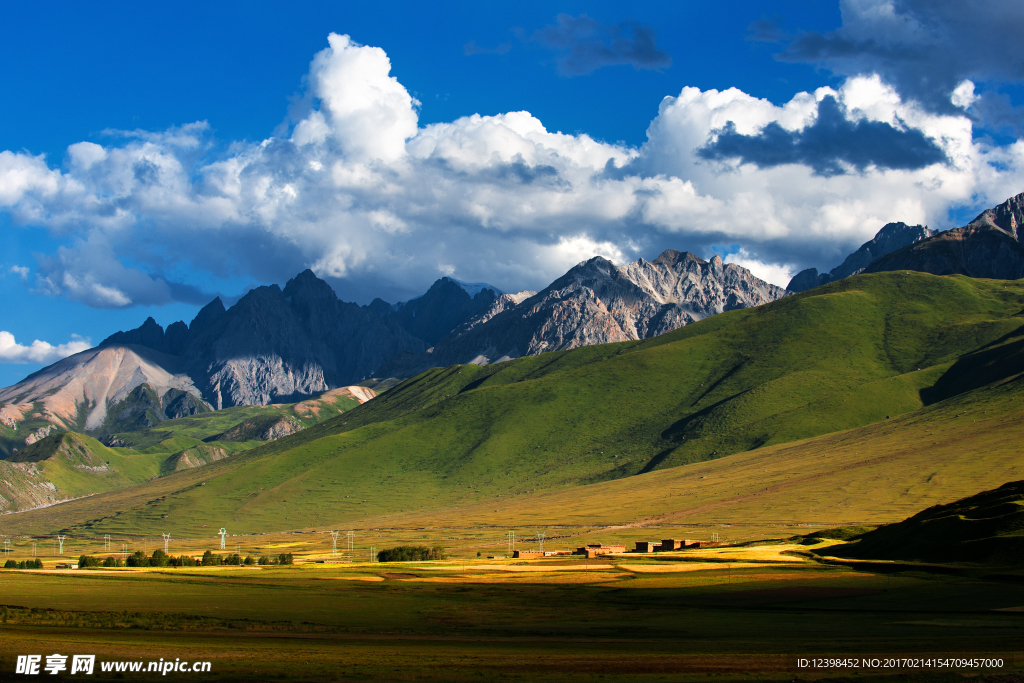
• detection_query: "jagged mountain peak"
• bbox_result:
[283,269,338,303]
[788,220,936,292]
[190,297,225,333]
[965,190,1024,239]
[651,249,704,267]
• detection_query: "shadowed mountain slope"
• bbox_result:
[830,479,1024,564]
[787,222,935,292]
[864,191,1024,280]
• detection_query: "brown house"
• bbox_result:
[573,543,626,558]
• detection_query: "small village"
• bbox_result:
[511,538,716,559]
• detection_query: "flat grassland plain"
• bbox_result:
[1,273,1023,681]
[0,545,1022,682]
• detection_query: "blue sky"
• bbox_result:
[2,0,1024,387]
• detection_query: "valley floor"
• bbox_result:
[0,544,1020,682]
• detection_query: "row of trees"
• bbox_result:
[377,545,447,562]
[76,550,296,568]
[3,559,44,569]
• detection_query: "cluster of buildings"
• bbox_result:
[632,539,705,553]
[511,538,708,559]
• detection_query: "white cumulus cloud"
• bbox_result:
[0,33,1021,306]
[0,331,90,364]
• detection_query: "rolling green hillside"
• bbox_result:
[0,387,372,514]
[6,271,1024,537]
[0,433,167,513]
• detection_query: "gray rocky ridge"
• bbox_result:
[383,249,788,375]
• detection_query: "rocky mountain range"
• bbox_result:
[99,273,500,409]
[383,250,787,376]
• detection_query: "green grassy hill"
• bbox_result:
[6,272,1024,535]
[0,387,372,514]
[828,479,1024,564]
[0,432,167,513]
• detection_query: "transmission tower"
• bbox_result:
[536,532,545,553]
[506,530,516,555]
[162,533,171,553]
[3,539,9,555]
[31,542,36,557]
[56,535,66,555]
[218,528,227,550]
[121,543,128,560]
[104,535,111,553]
[370,546,376,563]
[329,531,340,556]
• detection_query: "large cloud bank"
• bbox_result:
[1,29,1022,307]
